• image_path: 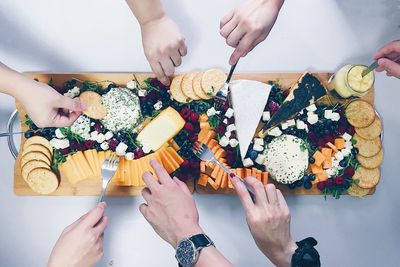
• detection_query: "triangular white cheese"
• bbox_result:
[229,80,271,162]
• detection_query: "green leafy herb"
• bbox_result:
[208,115,221,130]
[25,116,35,129]
[51,150,67,172]
[59,128,85,142]
[80,81,104,94]
[190,100,212,114]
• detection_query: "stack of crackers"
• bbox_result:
[345,100,383,197]
[170,69,227,103]
[20,136,58,194]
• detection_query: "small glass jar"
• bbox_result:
[328,64,374,99]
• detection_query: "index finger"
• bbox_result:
[150,159,173,185]
[80,202,106,229]
[231,176,254,211]
[373,40,400,60]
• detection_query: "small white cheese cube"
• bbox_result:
[296,120,306,130]
[326,168,336,177]
[125,152,135,160]
[138,89,147,97]
[224,131,231,138]
[254,138,264,146]
[126,80,137,89]
[324,110,333,119]
[229,138,239,147]
[226,124,236,132]
[255,154,266,165]
[299,110,304,115]
[262,111,271,122]
[219,136,229,147]
[96,133,106,143]
[225,108,234,118]
[153,101,163,110]
[335,151,344,161]
[243,158,254,167]
[331,112,340,121]
[342,148,351,157]
[55,129,65,139]
[346,141,353,149]
[116,142,128,156]
[307,114,319,125]
[342,133,352,141]
[306,104,317,112]
[287,119,296,127]
[100,142,109,151]
[223,118,228,124]
[142,146,152,154]
[71,86,80,94]
[90,131,98,141]
[268,127,282,137]
[206,107,217,117]
[253,144,264,152]
[281,122,288,130]
[104,131,113,140]
[304,124,309,133]
[332,159,340,168]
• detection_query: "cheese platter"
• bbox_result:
[11,71,382,198]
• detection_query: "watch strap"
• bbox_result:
[291,237,321,267]
[190,234,214,249]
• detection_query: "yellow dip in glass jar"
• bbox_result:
[329,64,374,98]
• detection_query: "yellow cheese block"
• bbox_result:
[137,107,185,152]
[83,150,97,177]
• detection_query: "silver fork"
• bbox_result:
[213,62,238,110]
[192,142,255,200]
[98,153,120,203]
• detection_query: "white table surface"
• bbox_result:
[1,0,400,266]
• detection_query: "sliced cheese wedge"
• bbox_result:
[137,107,185,152]
[229,80,271,161]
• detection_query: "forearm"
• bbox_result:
[196,246,233,267]
[125,0,166,25]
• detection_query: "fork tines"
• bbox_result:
[104,153,119,169]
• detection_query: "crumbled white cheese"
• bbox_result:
[324,110,333,119]
[90,131,98,141]
[345,141,353,150]
[330,112,340,121]
[296,120,306,130]
[64,86,80,98]
[153,101,163,110]
[229,138,239,147]
[100,141,109,151]
[223,118,228,124]
[306,104,317,112]
[224,131,231,138]
[219,136,229,147]
[55,128,65,139]
[138,89,147,97]
[126,80,137,89]
[104,131,113,140]
[226,124,236,132]
[206,107,217,117]
[243,158,254,167]
[96,133,106,144]
[50,138,70,149]
[253,144,264,152]
[335,151,344,161]
[268,127,282,137]
[116,142,128,156]
[125,152,135,160]
[142,146,152,154]
[326,168,337,177]
[307,114,319,125]
[70,115,91,140]
[287,119,296,127]
[342,133,352,141]
[255,154,266,165]
[342,148,351,157]
[262,111,271,122]
[281,122,288,130]
[254,138,264,146]
[225,108,234,118]
[332,159,340,168]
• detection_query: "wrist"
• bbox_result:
[260,0,284,10]
[138,10,166,27]
[268,239,298,267]
[172,225,203,248]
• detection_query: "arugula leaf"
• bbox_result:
[59,128,85,142]
[51,149,67,172]
[208,115,221,130]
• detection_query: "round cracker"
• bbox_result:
[193,72,211,99]
[170,75,190,103]
[23,136,53,154]
[354,166,380,189]
[26,168,59,194]
[347,183,370,197]
[79,91,108,119]
[356,149,384,169]
[21,151,51,167]
[22,144,52,161]
[181,72,201,100]
[345,100,375,128]
[355,116,382,140]
[353,133,382,157]
[22,160,51,182]
[201,69,227,97]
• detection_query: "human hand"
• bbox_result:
[139,159,202,248]
[47,202,108,267]
[231,176,297,267]
[140,15,187,86]
[220,0,283,65]
[374,40,400,78]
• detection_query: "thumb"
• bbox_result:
[57,95,84,112]
[377,58,400,78]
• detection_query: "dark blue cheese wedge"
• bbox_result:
[263,134,309,184]
[259,73,326,138]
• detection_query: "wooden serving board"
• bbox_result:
[14,72,376,196]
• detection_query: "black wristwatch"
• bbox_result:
[291,237,321,267]
[175,233,215,267]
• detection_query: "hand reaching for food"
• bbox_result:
[0,62,83,128]
[220,0,284,65]
[47,202,108,267]
[374,40,400,78]
[231,176,297,267]
[126,0,187,86]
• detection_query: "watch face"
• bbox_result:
[176,239,196,266]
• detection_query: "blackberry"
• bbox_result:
[24,130,35,139]
[288,183,296,190]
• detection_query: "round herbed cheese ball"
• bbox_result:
[263,134,309,184]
